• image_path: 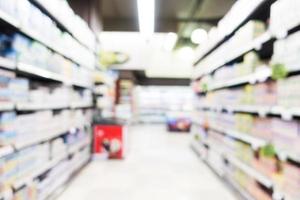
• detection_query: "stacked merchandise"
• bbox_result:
[115,80,134,121]
[133,86,193,124]
[0,0,98,199]
[0,110,92,199]
[0,0,95,67]
[94,71,117,119]
[192,0,300,199]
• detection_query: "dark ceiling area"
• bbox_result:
[100,0,235,35]
[69,0,236,35]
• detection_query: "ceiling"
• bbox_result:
[100,0,236,34]
[69,0,237,82]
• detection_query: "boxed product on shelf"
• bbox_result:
[280,161,300,199]
[0,0,95,67]
[234,20,266,45]
[271,118,300,153]
[13,185,36,200]
[0,153,18,193]
[272,31,300,72]
[16,143,50,182]
[270,0,300,36]
[252,117,272,140]
[195,20,266,76]
[50,137,67,160]
[0,112,16,146]
[0,68,16,103]
[252,144,278,179]
[277,75,300,108]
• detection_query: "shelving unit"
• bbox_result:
[0,1,98,200]
[192,0,300,199]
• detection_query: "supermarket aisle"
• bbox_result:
[57,125,237,200]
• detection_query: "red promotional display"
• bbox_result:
[93,125,125,159]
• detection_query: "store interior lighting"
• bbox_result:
[191,28,208,44]
[177,46,194,61]
[137,0,155,37]
[163,32,178,51]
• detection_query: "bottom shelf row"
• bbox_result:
[191,140,274,200]
[0,126,92,200]
[191,137,298,200]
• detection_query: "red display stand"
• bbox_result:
[93,124,126,159]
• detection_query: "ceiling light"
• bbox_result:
[191,29,208,44]
[163,32,177,51]
[137,0,155,37]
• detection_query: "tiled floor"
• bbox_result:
[57,125,238,200]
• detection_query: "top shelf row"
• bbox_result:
[193,0,271,65]
[193,0,300,79]
[29,0,97,53]
[0,0,97,68]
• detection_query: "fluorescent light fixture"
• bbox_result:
[191,28,208,44]
[163,32,177,51]
[137,0,155,37]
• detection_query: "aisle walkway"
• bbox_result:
[57,125,238,200]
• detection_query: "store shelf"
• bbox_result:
[0,102,15,111]
[70,102,93,109]
[0,57,16,70]
[0,190,13,200]
[16,102,70,111]
[12,153,68,191]
[0,10,91,68]
[16,63,94,90]
[197,104,300,120]
[192,140,256,200]
[14,133,62,150]
[208,67,271,91]
[226,155,273,189]
[194,0,268,65]
[68,138,91,155]
[193,32,272,79]
[0,9,19,28]
[17,62,67,82]
[29,0,95,54]
[225,176,256,200]
[45,156,91,200]
[0,146,14,159]
[209,124,268,149]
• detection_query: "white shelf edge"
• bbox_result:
[0,9,93,69]
[225,176,256,200]
[0,57,16,70]
[193,31,272,79]
[0,102,15,111]
[17,62,65,82]
[12,153,68,190]
[30,0,95,54]
[226,155,273,189]
[16,102,70,111]
[211,125,267,148]
[198,104,300,120]
[0,9,19,28]
[208,67,271,91]
[68,138,91,155]
[70,101,93,109]
[193,0,268,64]
[0,146,14,158]
[17,62,91,89]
